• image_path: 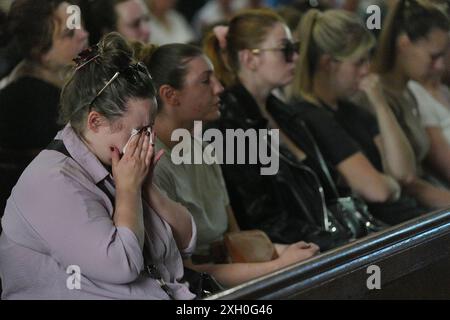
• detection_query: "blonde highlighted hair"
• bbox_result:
[292,9,375,101]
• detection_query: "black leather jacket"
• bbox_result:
[212,84,347,250]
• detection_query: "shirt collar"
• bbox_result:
[57,124,111,184]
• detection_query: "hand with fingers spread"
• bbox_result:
[110,130,154,248]
[111,130,154,192]
[143,130,165,190]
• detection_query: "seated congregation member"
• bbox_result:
[114,0,152,43]
[290,9,426,225]
[80,0,151,45]
[192,0,249,39]
[204,9,352,249]
[355,0,450,209]
[0,0,88,218]
[408,32,450,184]
[133,41,319,288]
[146,0,195,45]
[0,33,196,300]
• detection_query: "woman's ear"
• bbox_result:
[86,111,106,133]
[239,49,259,71]
[159,84,179,107]
[397,33,411,53]
[318,54,334,72]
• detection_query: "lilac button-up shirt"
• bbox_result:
[0,125,196,300]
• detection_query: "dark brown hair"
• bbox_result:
[6,0,66,61]
[59,32,156,136]
[373,0,450,74]
[134,42,204,109]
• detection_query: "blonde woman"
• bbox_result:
[290,9,425,225]
[204,9,355,247]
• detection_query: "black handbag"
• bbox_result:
[276,148,353,241]
[267,134,353,249]
[182,267,224,299]
[298,120,388,238]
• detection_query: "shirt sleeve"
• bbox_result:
[153,158,179,203]
[153,158,197,259]
[409,81,440,127]
[361,105,380,139]
[179,214,197,259]
[15,168,144,285]
[298,104,360,166]
[213,163,230,207]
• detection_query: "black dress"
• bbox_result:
[0,77,61,219]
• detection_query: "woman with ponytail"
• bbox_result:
[290,8,430,225]
[203,9,354,249]
[354,0,450,209]
[132,41,319,288]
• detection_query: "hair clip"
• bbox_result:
[74,44,100,71]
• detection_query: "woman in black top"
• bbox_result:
[290,9,426,224]
[204,9,350,250]
[0,0,88,215]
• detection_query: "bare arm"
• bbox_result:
[425,127,450,184]
[361,74,416,184]
[337,152,401,203]
[184,241,319,288]
[144,183,193,251]
[404,177,450,209]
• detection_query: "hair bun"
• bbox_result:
[97,32,133,70]
[129,41,159,67]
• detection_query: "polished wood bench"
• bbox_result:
[208,209,450,299]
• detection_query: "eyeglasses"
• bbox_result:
[251,41,300,63]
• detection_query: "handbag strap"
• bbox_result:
[263,133,331,231]
[45,139,176,299]
[296,116,341,199]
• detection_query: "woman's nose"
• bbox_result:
[77,26,89,41]
[359,62,370,78]
[433,56,446,73]
[292,51,299,64]
[140,24,151,42]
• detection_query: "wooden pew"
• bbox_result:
[208,209,450,299]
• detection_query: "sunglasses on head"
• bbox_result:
[251,40,300,63]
